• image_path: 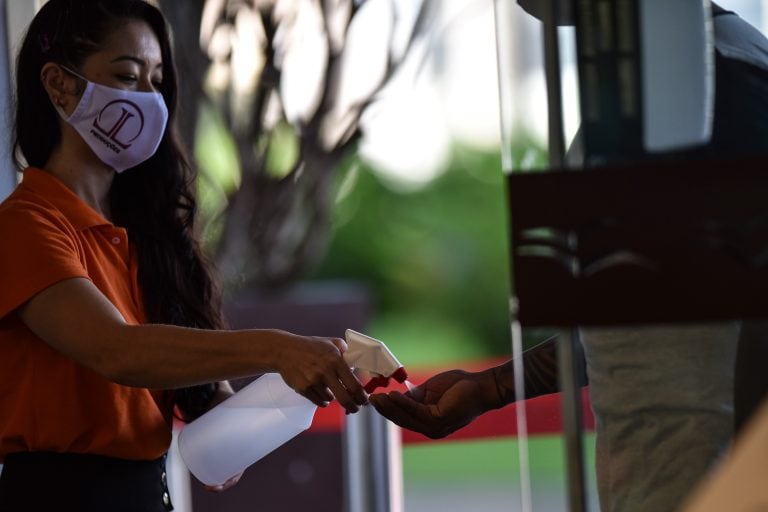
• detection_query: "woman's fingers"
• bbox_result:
[278,335,367,412]
[322,369,368,413]
[329,337,348,354]
[327,380,359,413]
[336,362,369,406]
[304,387,333,407]
[204,473,242,492]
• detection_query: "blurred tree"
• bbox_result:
[313,148,516,359]
[159,0,433,290]
[156,0,208,153]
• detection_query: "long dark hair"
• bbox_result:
[15,0,222,417]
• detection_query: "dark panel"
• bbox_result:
[508,158,768,326]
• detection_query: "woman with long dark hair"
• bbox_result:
[0,1,367,510]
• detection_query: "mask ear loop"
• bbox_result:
[42,64,88,121]
[58,65,88,96]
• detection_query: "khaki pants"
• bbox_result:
[582,322,739,512]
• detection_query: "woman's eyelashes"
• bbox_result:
[116,74,137,84]
[114,73,163,90]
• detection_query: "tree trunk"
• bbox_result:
[157,0,209,152]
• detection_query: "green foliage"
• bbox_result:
[195,104,241,250]
[265,121,300,179]
[192,97,554,361]
[402,434,597,494]
[312,147,514,359]
[403,438,519,483]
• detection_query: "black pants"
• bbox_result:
[0,452,173,512]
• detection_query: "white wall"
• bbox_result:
[0,0,40,201]
[0,0,18,201]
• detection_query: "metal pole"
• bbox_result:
[343,407,403,512]
[511,318,533,512]
[493,0,519,176]
[542,3,587,506]
[558,328,587,512]
[542,0,566,168]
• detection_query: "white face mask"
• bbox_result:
[53,67,169,173]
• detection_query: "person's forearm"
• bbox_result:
[19,278,364,410]
[99,324,287,389]
[18,278,289,389]
[491,336,561,407]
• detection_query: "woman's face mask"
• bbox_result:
[53,66,169,173]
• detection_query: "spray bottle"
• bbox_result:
[343,329,408,393]
[178,329,407,486]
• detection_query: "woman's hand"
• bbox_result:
[271,332,368,413]
[369,368,500,439]
[204,472,243,492]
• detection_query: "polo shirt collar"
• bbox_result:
[22,168,114,231]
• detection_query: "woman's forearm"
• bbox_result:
[105,324,286,388]
[18,278,352,397]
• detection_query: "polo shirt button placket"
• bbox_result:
[111,236,121,245]
[161,455,173,510]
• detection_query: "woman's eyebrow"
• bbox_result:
[110,55,163,69]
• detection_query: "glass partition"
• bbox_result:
[497,2,768,512]
[495,1,598,511]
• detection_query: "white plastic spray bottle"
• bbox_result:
[178,329,407,486]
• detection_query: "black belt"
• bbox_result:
[0,451,173,512]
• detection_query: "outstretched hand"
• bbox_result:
[369,369,499,439]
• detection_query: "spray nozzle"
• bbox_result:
[343,329,408,393]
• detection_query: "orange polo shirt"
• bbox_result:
[0,168,172,462]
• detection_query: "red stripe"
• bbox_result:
[309,361,595,443]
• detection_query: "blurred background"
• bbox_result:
[2,0,767,510]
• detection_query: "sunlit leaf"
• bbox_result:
[323,0,353,53]
[230,6,267,127]
[273,0,298,23]
[334,0,394,113]
[205,60,232,95]
[231,6,266,96]
[389,0,423,61]
[200,0,227,48]
[262,90,285,131]
[320,106,358,150]
[206,23,234,61]
[277,0,329,125]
